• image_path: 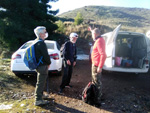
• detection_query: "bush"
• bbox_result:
[74,12,84,25]
[56,20,66,33]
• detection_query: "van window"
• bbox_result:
[116,34,147,59]
[116,35,129,44]
[115,34,147,68]
[133,36,146,49]
[116,34,146,49]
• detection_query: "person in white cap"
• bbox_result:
[59,32,78,93]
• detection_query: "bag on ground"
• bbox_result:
[24,40,43,70]
[82,82,98,105]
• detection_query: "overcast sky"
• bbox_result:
[49,0,150,15]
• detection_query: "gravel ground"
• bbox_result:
[0,60,150,113]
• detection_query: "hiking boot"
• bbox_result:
[65,85,73,88]
[58,89,63,94]
[34,100,49,106]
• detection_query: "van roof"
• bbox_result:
[102,31,145,37]
[118,31,145,36]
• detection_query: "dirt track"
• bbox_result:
[24,60,150,113]
[54,60,150,113]
[1,60,150,113]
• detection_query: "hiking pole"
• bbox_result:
[46,76,50,94]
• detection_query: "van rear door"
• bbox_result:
[104,24,121,67]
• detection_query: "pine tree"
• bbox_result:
[74,12,84,25]
[0,0,59,50]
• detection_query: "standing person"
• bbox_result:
[34,26,51,106]
[59,33,78,93]
[90,28,106,106]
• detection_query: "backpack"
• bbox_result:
[82,82,98,105]
[60,41,69,58]
[24,40,43,70]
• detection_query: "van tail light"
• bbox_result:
[145,59,149,64]
[49,53,59,60]
[12,54,21,60]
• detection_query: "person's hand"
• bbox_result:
[88,26,92,31]
[73,62,76,66]
[67,60,71,65]
[97,67,102,73]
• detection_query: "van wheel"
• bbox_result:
[102,70,109,74]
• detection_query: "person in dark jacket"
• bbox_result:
[34,26,51,106]
[59,33,78,93]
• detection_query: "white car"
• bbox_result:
[11,40,63,76]
[90,25,149,73]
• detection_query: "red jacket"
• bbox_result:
[91,37,106,68]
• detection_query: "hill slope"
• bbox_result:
[59,6,150,31]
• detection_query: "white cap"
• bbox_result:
[69,32,78,38]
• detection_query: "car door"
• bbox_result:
[104,24,121,68]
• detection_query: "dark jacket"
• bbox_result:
[64,41,77,62]
[34,39,51,66]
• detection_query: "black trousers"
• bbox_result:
[60,61,73,89]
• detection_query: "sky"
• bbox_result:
[49,0,150,15]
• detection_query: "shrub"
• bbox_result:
[56,20,66,33]
[74,12,84,25]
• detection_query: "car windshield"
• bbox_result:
[21,42,32,49]
[21,41,54,50]
[46,43,54,49]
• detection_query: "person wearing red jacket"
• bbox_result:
[90,27,106,106]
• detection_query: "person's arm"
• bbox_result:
[64,42,69,61]
[74,45,77,61]
[64,42,71,65]
[97,39,106,70]
[73,45,77,66]
[39,41,51,65]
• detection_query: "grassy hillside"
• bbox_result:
[58,6,150,33]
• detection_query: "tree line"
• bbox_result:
[0,0,59,50]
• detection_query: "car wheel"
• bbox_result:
[14,73,23,77]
